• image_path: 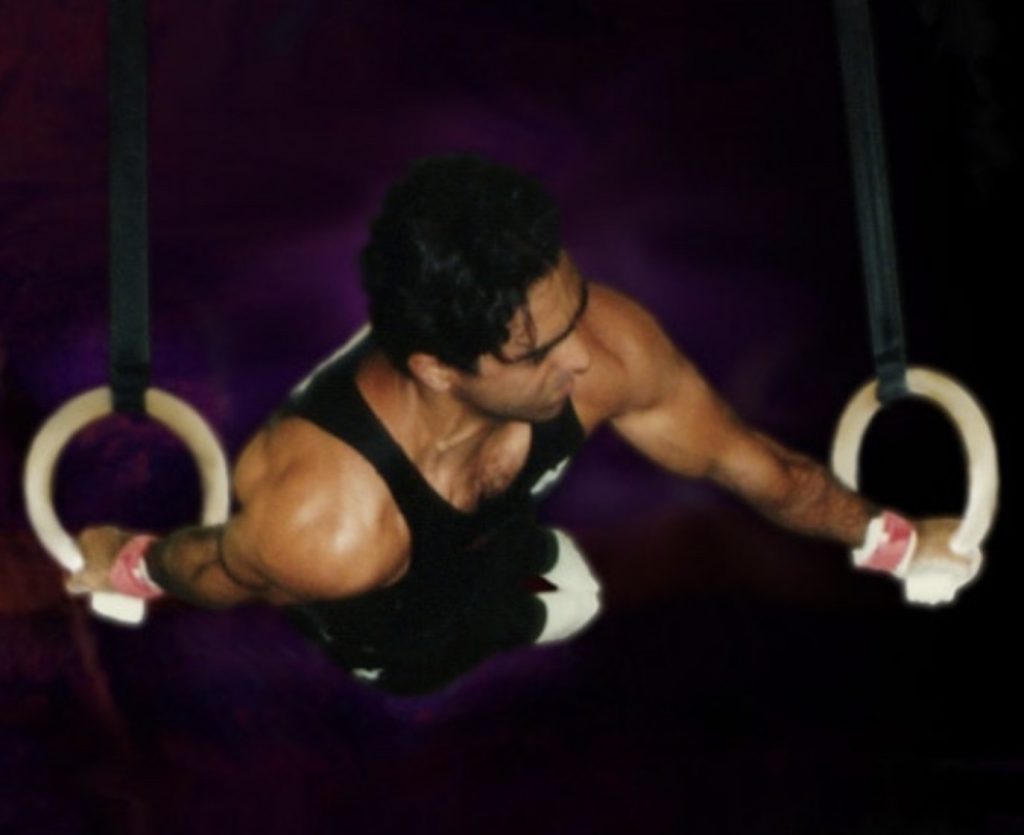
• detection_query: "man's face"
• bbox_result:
[452,251,592,422]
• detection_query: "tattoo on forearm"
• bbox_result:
[213,527,268,592]
[145,535,191,600]
[145,525,266,607]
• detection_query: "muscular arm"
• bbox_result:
[705,427,882,547]
[143,521,268,609]
[583,285,878,547]
[74,422,409,608]
[142,459,405,607]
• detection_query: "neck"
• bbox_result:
[365,352,511,467]
[412,380,505,455]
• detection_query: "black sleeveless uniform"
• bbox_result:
[269,328,586,695]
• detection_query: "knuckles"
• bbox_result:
[75,525,126,562]
[75,527,101,551]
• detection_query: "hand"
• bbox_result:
[903,516,983,605]
[67,525,137,595]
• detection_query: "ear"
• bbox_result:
[407,352,458,392]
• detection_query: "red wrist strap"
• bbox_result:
[853,511,917,576]
[108,534,164,599]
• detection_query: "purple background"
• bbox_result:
[1,1,1019,832]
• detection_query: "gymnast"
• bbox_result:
[67,153,978,695]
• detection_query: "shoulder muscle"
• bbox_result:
[574,282,690,427]
[229,417,409,603]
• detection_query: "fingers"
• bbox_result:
[75,525,126,560]
[67,524,131,595]
[903,544,984,606]
[65,571,95,596]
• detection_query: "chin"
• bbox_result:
[539,397,567,420]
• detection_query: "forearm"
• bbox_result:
[749,442,882,548]
[145,524,268,608]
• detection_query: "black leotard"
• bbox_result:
[269,327,585,694]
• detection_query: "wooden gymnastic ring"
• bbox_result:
[22,386,230,624]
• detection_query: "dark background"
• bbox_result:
[1,1,1019,832]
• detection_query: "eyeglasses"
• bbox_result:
[492,280,589,365]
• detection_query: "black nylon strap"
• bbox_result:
[108,0,150,415]
[833,0,910,404]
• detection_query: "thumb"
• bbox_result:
[65,572,93,595]
[65,564,108,595]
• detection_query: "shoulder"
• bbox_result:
[570,281,766,483]
[229,416,410,602]
[572,281,691,430]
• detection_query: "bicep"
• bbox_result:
[596,295,729,477]
[611,355,737,478]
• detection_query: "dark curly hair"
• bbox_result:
[359,153,562,374]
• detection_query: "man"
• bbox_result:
[70,154,976,695]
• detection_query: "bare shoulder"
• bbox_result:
[228,416,410,603]
[573,281,690,431]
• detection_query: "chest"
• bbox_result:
[422,422,534,514]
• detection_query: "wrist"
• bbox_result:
[108,534,165,599]
[851,510,918,578]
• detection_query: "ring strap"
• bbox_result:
[832,0,909,405]
[108,0,151,415]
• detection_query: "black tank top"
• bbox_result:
[269,326,585,692]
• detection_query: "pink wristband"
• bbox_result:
[108,534,164,599]
[852,511,917,577]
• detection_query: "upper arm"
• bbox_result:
[223,423,408,605]
[586,286,795,507]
